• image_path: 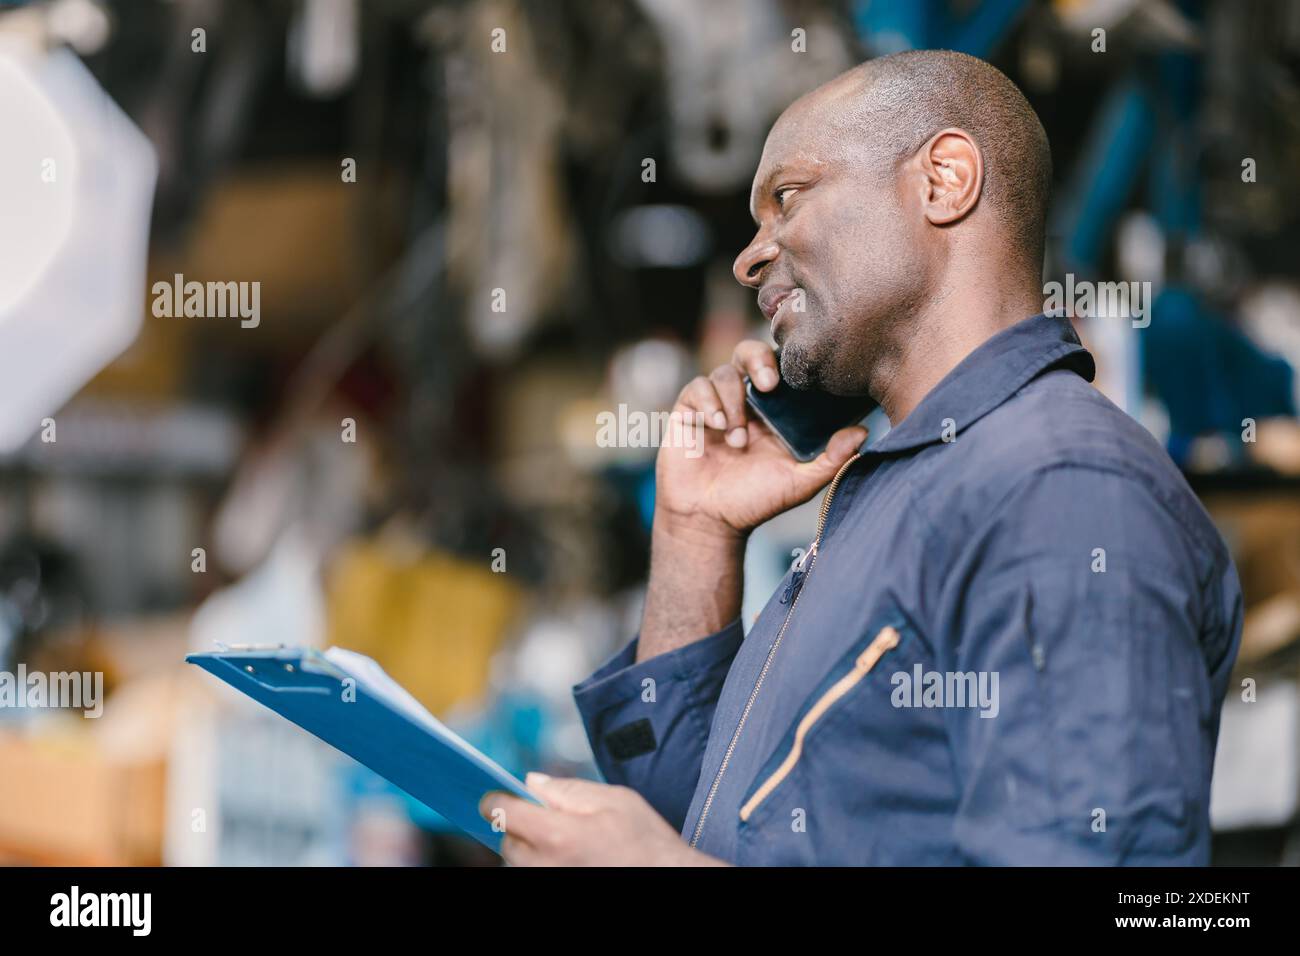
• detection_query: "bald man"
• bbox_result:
[482,50,1242,866]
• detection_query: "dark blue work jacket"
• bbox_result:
[574,314,1243,865]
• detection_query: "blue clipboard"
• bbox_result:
[186,646,537,854]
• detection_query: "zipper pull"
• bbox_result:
[779,571,802,605]
[780,540,817,604]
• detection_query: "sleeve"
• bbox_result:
[572,619,744,832]
[939,464,1225,865]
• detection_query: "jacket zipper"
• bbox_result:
[688,451,861,848]
[738,625,899,822]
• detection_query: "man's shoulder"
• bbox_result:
[966,367,1159,472]
[956,368,1176,491]
[917,368,1226,560]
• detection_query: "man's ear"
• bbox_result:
[917,128,982,225]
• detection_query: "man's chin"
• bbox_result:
[778,341,818,390]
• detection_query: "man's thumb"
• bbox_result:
[789,425,868,495]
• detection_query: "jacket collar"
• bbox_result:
[865,313,1095,456]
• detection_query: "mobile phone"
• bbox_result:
[744,364,877,462]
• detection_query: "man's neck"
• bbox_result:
[877,275,1042,425]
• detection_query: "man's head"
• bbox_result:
[733,49,1052,396]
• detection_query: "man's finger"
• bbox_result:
[708,363,749,446]
[500,832,542,866]
[525,773,616,813]
[479,790,554,840]
[731,340,779,391]
[676,376,727,430]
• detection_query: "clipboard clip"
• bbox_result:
[213,641,288,652]
[298,648,351,682]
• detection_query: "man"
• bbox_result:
[481,49,1242,865]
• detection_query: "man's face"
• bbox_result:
[732,95,930,396]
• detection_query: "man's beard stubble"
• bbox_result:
[778,315,887,397]
[779,270,930,400]
[777,339,819,391]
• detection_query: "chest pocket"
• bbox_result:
[735,614,953,865]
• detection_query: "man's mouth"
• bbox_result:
[758,285,798,322]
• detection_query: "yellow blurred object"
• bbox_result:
[1202,491,1300,664]
[325,537,523,717]
[84,283,187,399]
[1252,418,1300,476]
[177,164,364,343]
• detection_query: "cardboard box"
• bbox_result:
[0,732,165,866]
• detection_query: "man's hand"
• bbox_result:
[479,774,729,866]
[637,340,868,659]
[656,340,868,541]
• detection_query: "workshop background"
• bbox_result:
[1,0,1298,866]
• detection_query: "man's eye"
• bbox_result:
[775,186,798,207]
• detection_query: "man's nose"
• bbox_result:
[732,234,779,288]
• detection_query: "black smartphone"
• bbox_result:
[744,364,877,462]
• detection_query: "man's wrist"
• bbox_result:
[651,508,748,559]
[640,509,746,661]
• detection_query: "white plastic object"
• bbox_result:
[0,39,157,452]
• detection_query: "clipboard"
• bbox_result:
[186,645,537,854]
